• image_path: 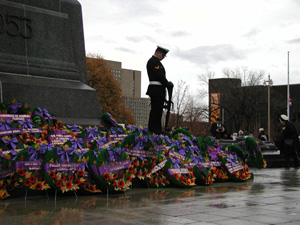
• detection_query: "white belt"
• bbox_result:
[150,81,162,85]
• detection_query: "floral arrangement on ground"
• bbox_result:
[0,100,265,200]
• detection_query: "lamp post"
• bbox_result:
[263,74,273,140]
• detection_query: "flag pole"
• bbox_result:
[287,51,290,120]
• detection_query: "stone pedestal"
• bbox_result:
[0,0,103,125]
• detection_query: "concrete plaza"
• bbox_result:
[0,168,299,225]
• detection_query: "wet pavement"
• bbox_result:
[0,168,300,225]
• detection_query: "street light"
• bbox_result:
[263,74,273,140]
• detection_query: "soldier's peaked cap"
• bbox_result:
[156,46,169,55]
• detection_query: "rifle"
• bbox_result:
[164,82,174,132]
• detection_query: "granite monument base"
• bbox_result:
[0,72,104,126]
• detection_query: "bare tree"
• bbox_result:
[172,80,189,127]
[199,66,268,135]
[222,66,265,86]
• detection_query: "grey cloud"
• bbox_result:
[243,28,260,38]
[287,37,300,44]
[126,36,156,43]
[171,31,191,37]
[175,45,245,65]
[115,47,136,54]
[107,0,162,19]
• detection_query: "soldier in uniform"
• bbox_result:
[146,46,173,134]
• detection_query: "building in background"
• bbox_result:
[209,78,300,141]
[105,60,150,127]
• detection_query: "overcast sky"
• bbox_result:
[79,0,300,100]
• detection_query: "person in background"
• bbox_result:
[210,118,227,139]
[258,128,268,141]
[146,46,173,134]
[275,114,299,168]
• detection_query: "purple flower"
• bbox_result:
[0,119,11,131]
[18,119,33,129]
[2,137,18,149]
[8,102,22,114]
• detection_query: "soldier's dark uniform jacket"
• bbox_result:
[146,55,170,97]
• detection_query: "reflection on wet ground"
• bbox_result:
[1,168,300,225]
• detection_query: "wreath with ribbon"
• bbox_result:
[0,153,15,199]
[12,144,51,192]
[43,144,86,193]
[217,147,252,182]
[0,99,32,115]
[245,137,267,169]
[32,107,57,127]
[146,154,170,188]
[121,133,157,180]
[92,146,135,192]
[164,157,196,188]
[61,137,100,194]
[192,163,214,185]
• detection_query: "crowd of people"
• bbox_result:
[209,116,300,168]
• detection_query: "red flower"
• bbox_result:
[111,180,116,186]
[173,173,179,179]
[24,179,31,187]
[18,169,25,177]
[77,169,84,177]
[30,175,36,184]
[69,174,74,181]
[129,166,134,173]
[35,182,43,191]
[66,181,72,189]
[61,174,66,181]
[104,173,110,181]
[75,179,81,185]
[89,185,95,192]
[118,180,125,188]
[127,175,132,182]
[50,171,56,178]
[56,180,62,187]
[120,172,125,179]
[113,173,118,179]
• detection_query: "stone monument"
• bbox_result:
[0,0,103,125]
